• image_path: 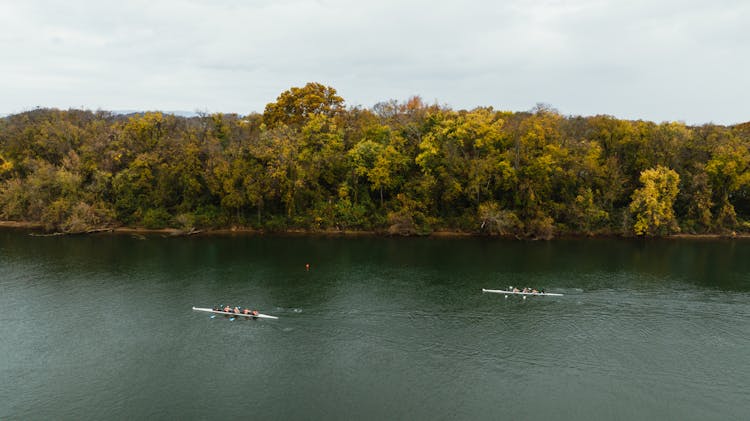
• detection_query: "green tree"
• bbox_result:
[682,171,713,233]
[257,125,300,218]
[705,140,750,230]
[348,125,408,208]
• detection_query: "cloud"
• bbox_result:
[0,0,747,124]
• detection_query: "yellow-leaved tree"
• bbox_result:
[629,166,681,236]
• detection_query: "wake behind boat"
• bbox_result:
[192,306,279,319]
[482,288,563,297]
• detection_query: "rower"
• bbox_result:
[223,305,231,313]
[252,310,259,317]
[243,308,251,315]
[233,306,240,314]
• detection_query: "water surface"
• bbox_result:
[1,232,748,419]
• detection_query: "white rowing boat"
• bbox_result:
[482,289,563,297]
[192,306,279,319]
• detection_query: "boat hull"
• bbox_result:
[482,289,563,296]
[192,306,279,319]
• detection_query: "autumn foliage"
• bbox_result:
[1,83,748,236]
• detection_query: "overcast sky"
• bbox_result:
[1,0,748,124]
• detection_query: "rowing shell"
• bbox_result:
[192,307,279,319]
[482,289,563,296]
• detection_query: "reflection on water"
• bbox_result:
[1,231,748,420]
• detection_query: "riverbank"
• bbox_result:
[2,220,749,239]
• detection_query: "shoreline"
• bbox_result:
[1,220,748,239]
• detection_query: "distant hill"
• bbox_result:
[112,110,202,118]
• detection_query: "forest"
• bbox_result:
[1,82,749,238]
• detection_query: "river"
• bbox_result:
[1,231,748,420]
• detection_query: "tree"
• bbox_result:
[348,125,408,207]
[263,82,344,129]
[705,140,750,230]
[478,201,523,236]
[629,166,681,236]
[676,166,713,233]
[257,125,300,218]
[0,152,14,179]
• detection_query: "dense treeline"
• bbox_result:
[1,83,749,237]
